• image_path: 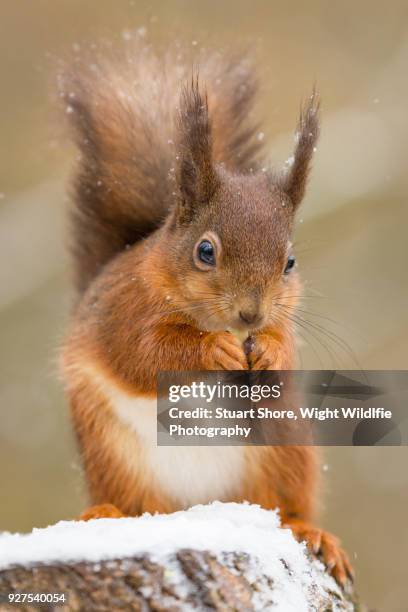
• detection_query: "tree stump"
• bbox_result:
[0,503,357,611]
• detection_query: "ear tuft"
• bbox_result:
[282,89,320,209]
[176,76,218,223]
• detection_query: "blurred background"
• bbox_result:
[0,0,407,609]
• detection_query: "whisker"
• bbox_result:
[272,310,326,368]
[279,309,342,367]
[275,304,362,369]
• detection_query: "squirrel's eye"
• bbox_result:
[197,240,215,266]
[284,255,296,274]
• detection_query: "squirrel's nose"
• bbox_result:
[239,310,260,325]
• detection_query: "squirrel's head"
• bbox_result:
[162,80,320,334]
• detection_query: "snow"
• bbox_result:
[0,502,343,611]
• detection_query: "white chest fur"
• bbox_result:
[103,381,246,508]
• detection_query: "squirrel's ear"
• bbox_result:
[281,90,320,210]
[176,78,218,223]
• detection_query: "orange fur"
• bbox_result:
[61,44,352,585]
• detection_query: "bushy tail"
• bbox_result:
[59,43,264,293]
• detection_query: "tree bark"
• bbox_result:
[0,549,357,611]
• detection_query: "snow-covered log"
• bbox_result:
[0,503,356,611]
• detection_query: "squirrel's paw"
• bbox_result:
[79,503,125,521]
[202,331,247,370]
[287,520,354,586]
[246,334,278,370]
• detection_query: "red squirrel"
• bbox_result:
[60,44,352,585]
